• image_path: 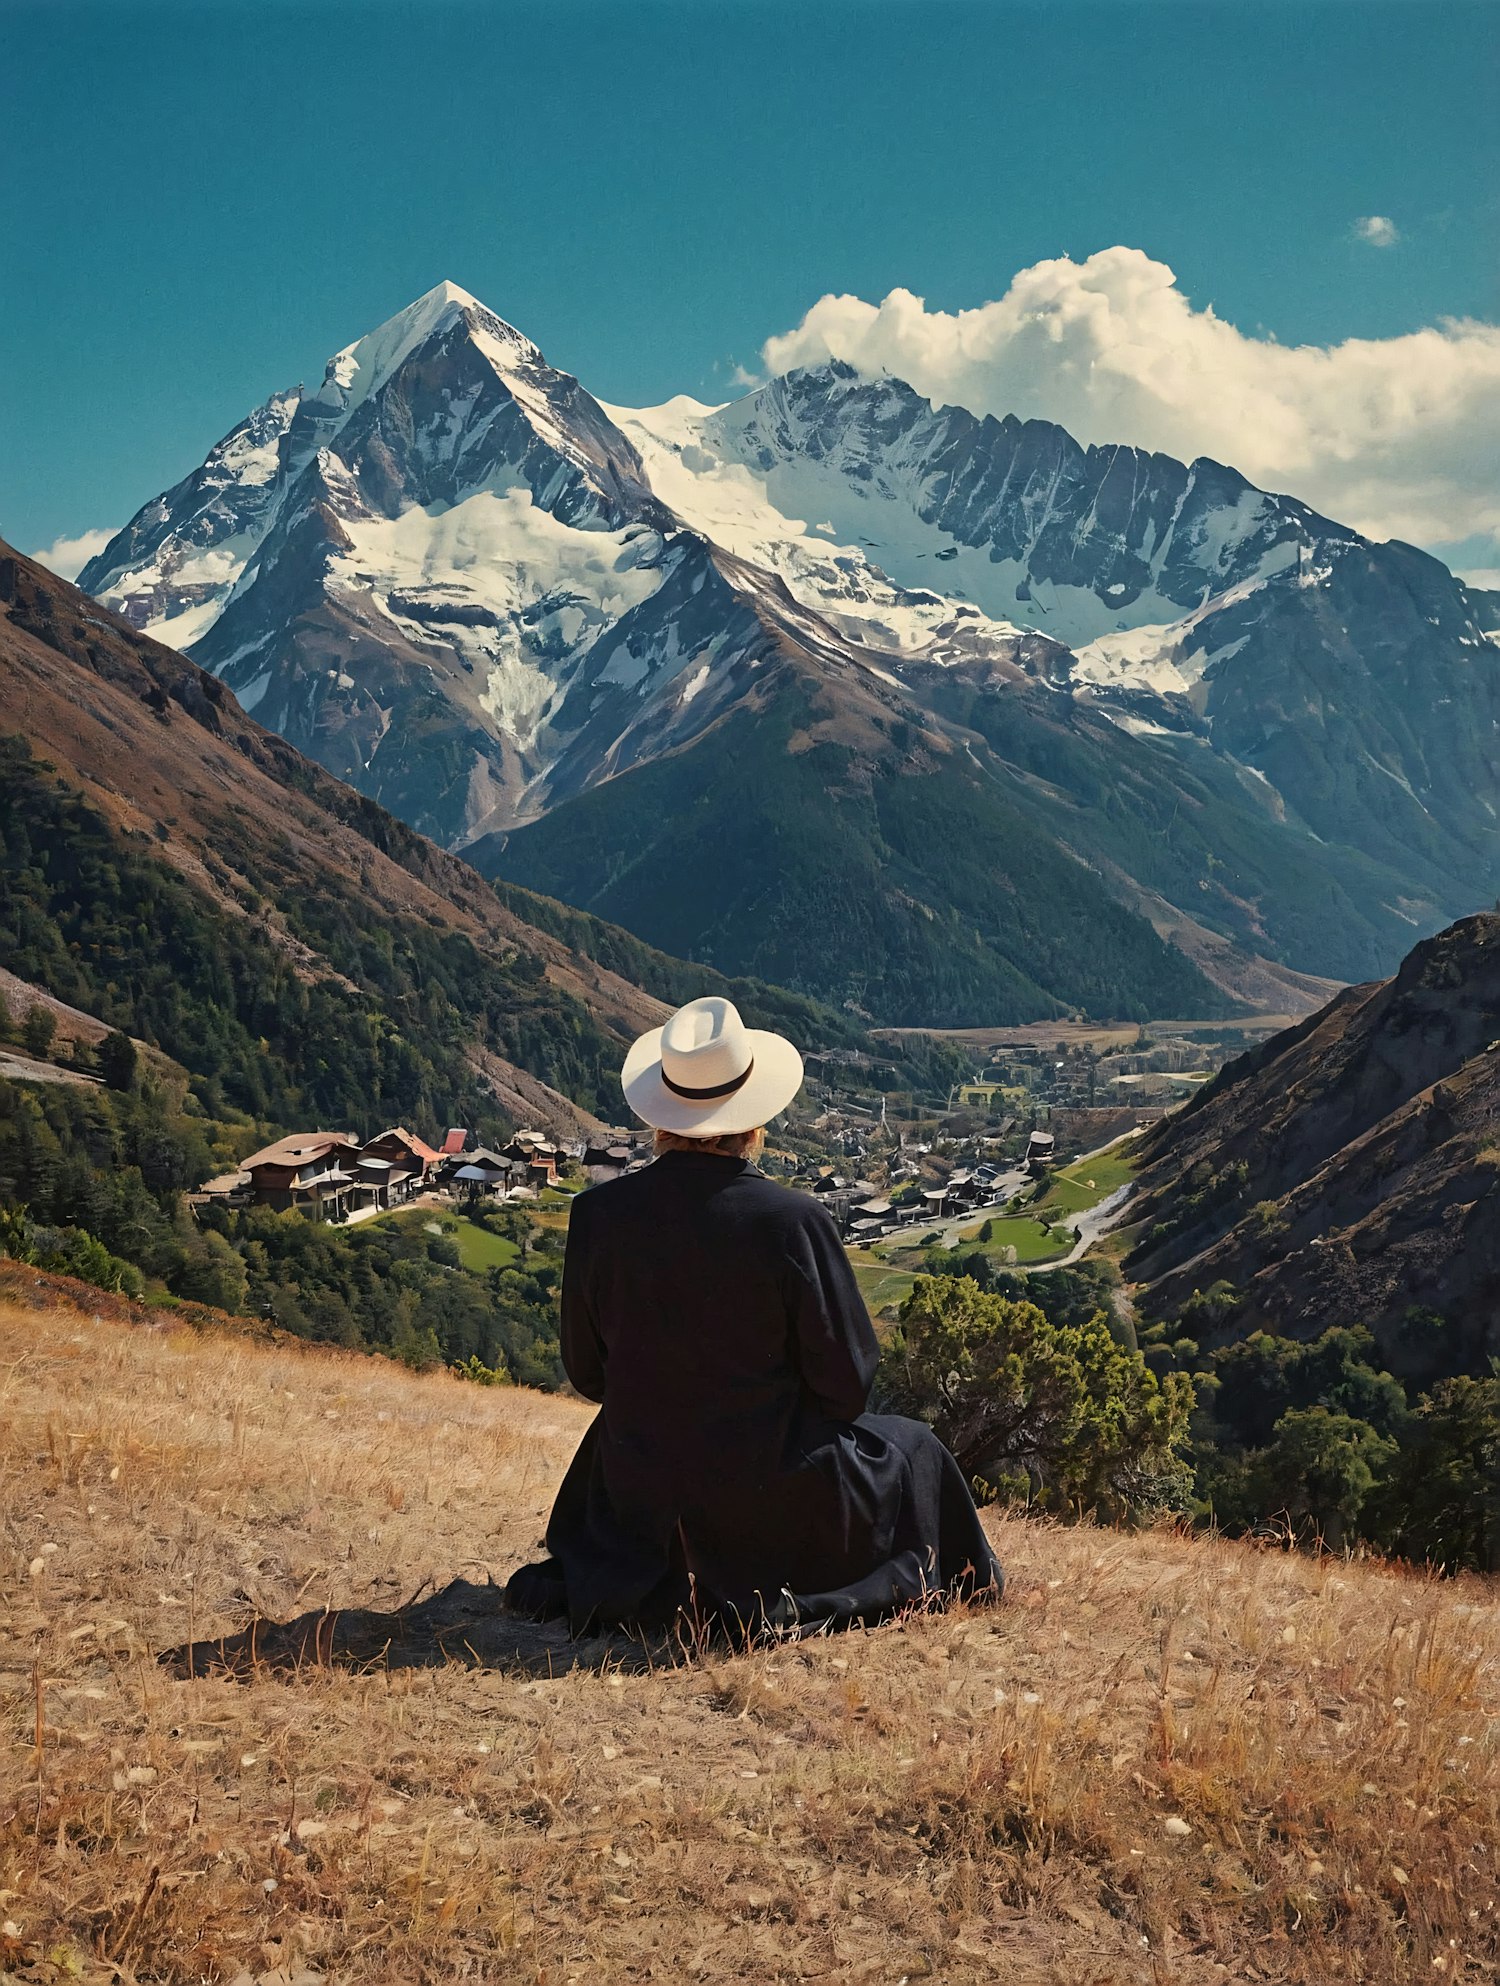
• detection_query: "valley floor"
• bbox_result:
[849,1144,1138,1317]
[1,1291,1497,1984]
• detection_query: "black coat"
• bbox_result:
[522,1150,1001,1634]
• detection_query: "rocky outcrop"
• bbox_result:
[1127,914,1500,1371]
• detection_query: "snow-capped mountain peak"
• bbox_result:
[76,280,1500,964]
[80,281,661,649]
[310,279,542,420]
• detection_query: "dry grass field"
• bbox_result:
[2,1287,1498,1986]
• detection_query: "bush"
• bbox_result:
[883,1274,1194,1521]
[1243,1408,1397,1551]
[8,1212,146,1298]
[98,1031,138,1092]
[1365,1375,1500,1573]
[454,1353,514,1386]
[22,1007,56,1058]
[172,1229,249,1313]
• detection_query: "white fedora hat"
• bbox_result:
[621,996,804,1136]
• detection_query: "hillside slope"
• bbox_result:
[0,539,664,1134]
[0,540,952,1134]
[2,1290,1495,1984]
[1127,913,1500,1373]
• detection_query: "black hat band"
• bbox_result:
[660,1056,755,1101]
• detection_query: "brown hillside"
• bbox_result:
[1127,913,1500,1368]
[0,541,666,1132]
[3,1295,1497,1984]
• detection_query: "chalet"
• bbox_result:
[450,1163,494,1200]
[946,1169,988,1208]
[449,1147,518,1202]
[849,1197,896,1238]
[1025,1130,1056,1176]
[502,1133,560,1187]
[239,1133,363,1220]
[359,1127,442,1208]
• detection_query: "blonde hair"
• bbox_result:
[653,1126,766,1161]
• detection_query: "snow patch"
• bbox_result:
[149,596,226,652]
[236,669,274,714]
[678,661,711,705]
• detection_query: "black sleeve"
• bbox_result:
[559,1195,606,1403]
[783,1204,879,1421]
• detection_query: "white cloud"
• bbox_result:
[31,526,117,582]
[728,361,763,389]
[762,247,1500,559]
[1461,568,1500,592]
[1353,214,1401,249]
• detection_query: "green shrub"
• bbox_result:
[883,1274,1194,1521]
[20,1216,145,1298]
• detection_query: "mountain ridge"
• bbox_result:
[71,281,1500,1025]
[1126,910,1500,1373]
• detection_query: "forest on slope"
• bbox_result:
[1115,913,1500,1571]
[0,542,962,1361]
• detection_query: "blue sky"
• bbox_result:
[4,0,1497,569]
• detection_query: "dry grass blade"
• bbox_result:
[0,1293,1496,1984]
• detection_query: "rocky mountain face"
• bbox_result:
[618,364,1500,915]
[0,539,663,1134]
[1127,913,1500,1375]
[79,284,762,849]
[77,283,1500,1025]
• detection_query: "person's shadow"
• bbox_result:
[159,1577,679,1681]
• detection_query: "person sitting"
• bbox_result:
[505,996,1002,1637]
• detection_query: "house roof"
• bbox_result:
[242,1133,358,1171]
[441,1128,468,1155]
[367,1126,442,1164]
[196,1171,250,1196]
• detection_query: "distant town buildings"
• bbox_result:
[189,1122,590,1223]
